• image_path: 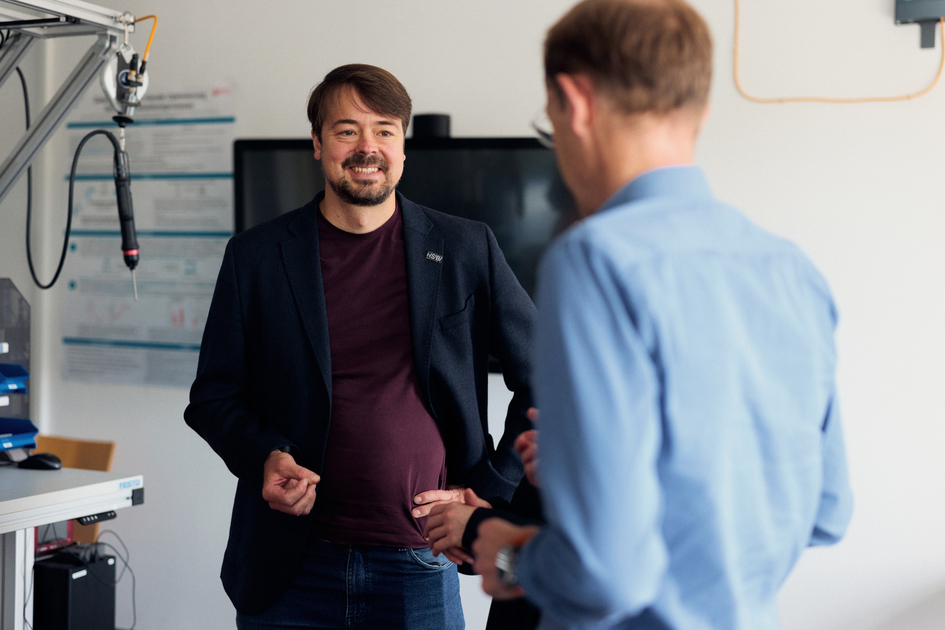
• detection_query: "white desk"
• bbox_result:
[0,467,144,630]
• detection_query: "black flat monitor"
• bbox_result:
[233,137,577,297]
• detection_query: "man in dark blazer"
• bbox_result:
[185,64,534,629]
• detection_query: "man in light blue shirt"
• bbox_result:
[473,1,854,628]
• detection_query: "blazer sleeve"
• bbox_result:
[465,225,536,500]
[184,238,296,481]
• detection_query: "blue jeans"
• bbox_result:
[236,539,464,630]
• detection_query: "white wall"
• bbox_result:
[2,0,944,628]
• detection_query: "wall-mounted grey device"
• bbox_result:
[896,0,945,48]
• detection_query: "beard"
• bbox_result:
[323,155,396,207]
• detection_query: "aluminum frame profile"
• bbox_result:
[0,0,129,37]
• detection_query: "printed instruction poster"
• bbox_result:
[60,85,235,387]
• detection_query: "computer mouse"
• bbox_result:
[17,452,63,470]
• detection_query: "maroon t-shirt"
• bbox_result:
[310,205,447,547]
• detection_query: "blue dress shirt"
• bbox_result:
[517,166,853,630]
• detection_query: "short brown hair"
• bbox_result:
[307,64,412,140]
[544,0,712,114]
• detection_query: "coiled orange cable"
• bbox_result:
[734,0,944,103]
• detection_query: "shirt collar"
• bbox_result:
[598,165,714,215]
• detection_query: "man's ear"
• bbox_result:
[311,130,322,161]
[554,73,596,140]
[697,105,711,136]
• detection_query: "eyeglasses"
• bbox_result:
[531,109,554,148]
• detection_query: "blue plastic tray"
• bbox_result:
[0,417,38,451]
[0,364,29,393]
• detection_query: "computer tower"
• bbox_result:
[33,551,116,630]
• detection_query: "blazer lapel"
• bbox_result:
[281,196,332,401]
[400,194,442,400]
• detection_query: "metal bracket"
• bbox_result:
[921,20,938,48]
[0,0,134,207]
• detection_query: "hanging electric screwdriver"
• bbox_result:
[112,122,140,298]
[114,140,139,292]
[11,13,156,300]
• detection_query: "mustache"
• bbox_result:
[342,155,388,171]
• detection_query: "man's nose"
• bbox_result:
[355,134,378,154]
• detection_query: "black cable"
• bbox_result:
[28,129,124,289]
[13,65,40,291]
[3,35,45,291]
[6,46,47,290]
[96,530,137,630]
[94,530,130,581]
[16,66,29,130]
[4,37,38,292]
[23,564,34,630]
[38,522,53,543]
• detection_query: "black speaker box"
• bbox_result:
[33,551,116,630]
[412,113,451,138]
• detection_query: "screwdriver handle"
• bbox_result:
[113,149,139,271]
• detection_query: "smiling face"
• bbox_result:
[313,86,406,208]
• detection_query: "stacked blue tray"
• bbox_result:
[0,364,34,451]
[0,417,38,451]
[0,364,29,394]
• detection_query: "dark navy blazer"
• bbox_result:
[185,191,535,614]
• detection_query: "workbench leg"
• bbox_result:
[0,528,33,630]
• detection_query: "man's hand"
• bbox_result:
[412,485,466,518]
[262,450,320,516]
[515,426,539,488]
[473,518,539,600]
[423,488,492,565]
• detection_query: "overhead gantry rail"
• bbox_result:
[0,0,136,206]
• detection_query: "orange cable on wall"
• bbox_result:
[733,0,944,103]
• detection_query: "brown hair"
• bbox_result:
[544,0,712,114]
[307,64,412,140]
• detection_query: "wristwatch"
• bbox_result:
[495,543,522,588]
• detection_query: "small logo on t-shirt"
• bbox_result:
[425,251,443,263]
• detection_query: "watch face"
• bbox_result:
[495,545,520,587]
